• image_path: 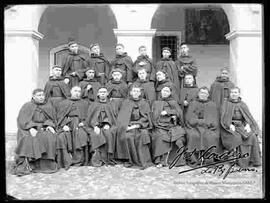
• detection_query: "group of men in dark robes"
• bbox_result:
[12,40,262,176]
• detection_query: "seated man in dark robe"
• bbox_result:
[155,47,180,93]
[85,43,111,85]
[179,74,199,120]
[61,39,87,88]
[44,65,71,113]
[56,86,90,167]
[185,87,222,166]
[133,45,155,82]
[79,67,101,104]
[110,43,133,84]
[175,42,198,88]
[133,68,156,106]
[85,87,118,167]
[220,87,261,167]
[116,85,153,169]
[106,68,128,115]
[151,86,186,168]
[210,67,235,112]
[12,89,58,176]
[155,70,179,102]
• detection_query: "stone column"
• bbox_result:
[5,30,44,134]
[113,29,156,61]
[226,30,263,130]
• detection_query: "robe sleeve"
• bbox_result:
[125,56,134,82]
[185,101,200,127]
[44,81,52,100]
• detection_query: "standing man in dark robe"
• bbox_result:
[44,65,71,113]
[133,68,156,106]
[185,87,222,166]
[133,45,156,82]
[220,87,261,167]
[106,68,129,115]
[13,89,58,176]
[85,87,118,167]
[85,43,111,86]
[155,70,179,102]
[175,43,198,88]
[116,85,153,169]
[155,47,180,94]
[151,86,186,168]
[79,67,101,104]
[110,43,133,84]
[210,67,235,111]
[61,39,87,88]
[56,86,90,167]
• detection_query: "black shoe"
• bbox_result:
[124,162,133,168]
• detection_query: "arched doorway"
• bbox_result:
[38,4,117,87]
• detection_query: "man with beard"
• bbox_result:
[79,67,101,104]
[151,86,186,168]
[210,67,235,111]
[133,68,156,106]
[61,39,87,88]
[12,89,58,176]
[185,87,222,166]
[44,65,71,113]
[133,45,155,82]
[110,43,133,84]
[155,70,179,103]
[155,47,180,94]
[56,86,90,167]
[85,43,111,85]
[85,87,118,167]
[175,43,198,88]
[116,85,153,169]
[220,87,261,167]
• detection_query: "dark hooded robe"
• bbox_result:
[106,79,129,115]
[175,55,198,88]
[155,58,180,93]
[84,100,118,166]
[220,98,261,167]
[85,53,111,85]
[133,78,156,106]
[185,97,222,164]
[210,76,235,111]
[56,98,90,167]
[79,77,101,104]
[110,53,133,83]
[61,50,87,88]
[115,98,153,168]
[13,99,58,176]
[156,78,179,103]
[44,76,71,113]
[133,55,156,82]
[151,96,186,166]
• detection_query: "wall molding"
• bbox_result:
[5,29,44,40]
[225,30,262,40]
[113,29,157,37]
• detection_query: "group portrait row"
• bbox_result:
[11,40,262,176]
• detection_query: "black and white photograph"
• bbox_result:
[4,3,264,200]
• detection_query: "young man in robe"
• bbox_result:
[56,86,90,167]
[85,87,118,167]
[220,87,261,167]
[61,39,87,88]
[185,87,221,166]
[155,47,180,93]
[85,43,111,85]
[110,43,133,84]
[116,85,153,169]
[151,86,186,168]
[79,67,101,104]
[133,45,155,82]
[175,42,198,88]
[210,67,235,111]
[155,70,179,103]
[106,68,129,115]
[12,89,58,176]
[44,65,71,113]
[133,68,156,106]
